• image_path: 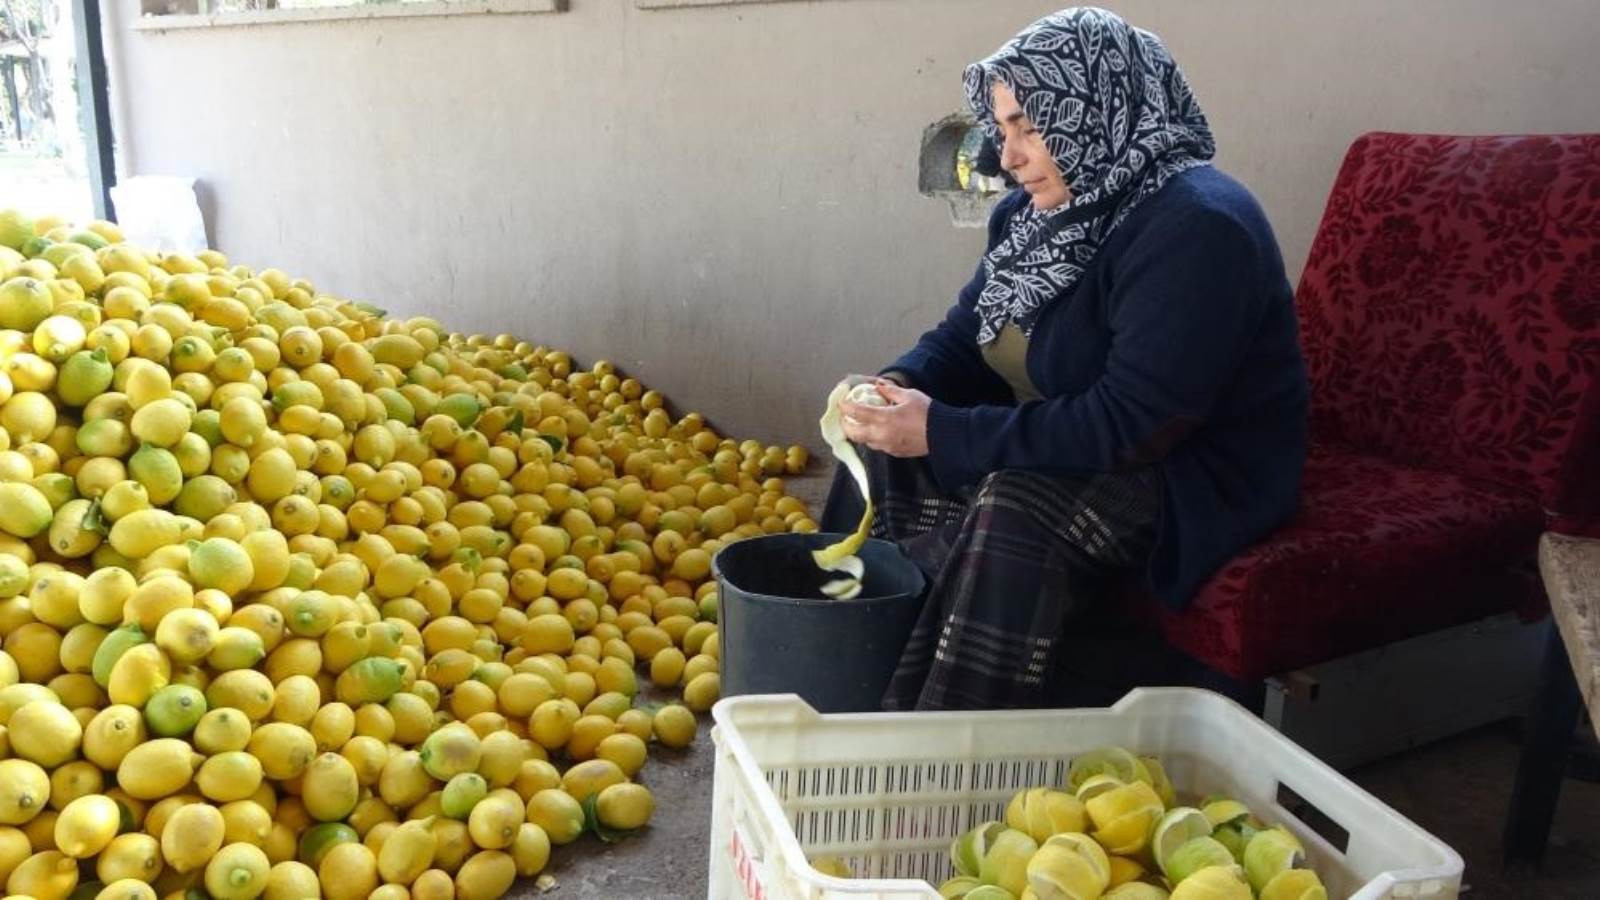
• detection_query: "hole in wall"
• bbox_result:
[919,114,1009,228]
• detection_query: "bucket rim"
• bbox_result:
[710,533,925,607]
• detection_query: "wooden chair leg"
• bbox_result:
[1502,622,1583,865]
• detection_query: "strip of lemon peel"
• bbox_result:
[813,380,876,597]
[820,577,863,600]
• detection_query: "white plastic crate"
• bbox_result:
[707,689,1463,900]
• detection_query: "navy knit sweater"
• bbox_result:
[889,167,1308,608]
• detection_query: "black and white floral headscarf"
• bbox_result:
[966,7,1216,344]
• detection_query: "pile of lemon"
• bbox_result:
[0,208,817,900]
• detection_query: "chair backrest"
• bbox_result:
[1296,132,1600,519]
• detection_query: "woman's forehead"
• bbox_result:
[991,81,1020,114]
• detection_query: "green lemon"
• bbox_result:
[143,685,207,738]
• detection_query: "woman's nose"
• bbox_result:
[1000,140,1026,175]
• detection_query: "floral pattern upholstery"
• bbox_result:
[1143,133,1600,681]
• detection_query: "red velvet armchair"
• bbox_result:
[1149,132,1600,684]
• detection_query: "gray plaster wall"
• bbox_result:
[104,0,1600,448]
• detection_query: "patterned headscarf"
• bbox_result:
[965,7,1215,344]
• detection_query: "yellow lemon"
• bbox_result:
[186,537,254,596]
[206,667,277,722]
[128,398,190,448]
[7,701,82,768]
[0,393,57,445]
[53,794,119,858]
[0,758,50,824]
[123,574,193,633]
[453,849,515,900]
[5,849,79,900]
[523,788,584,846]
[0,481,53,537]
[317,842,378,900]
[652,704,696,750]
[160,802,224,873]
[247,722,316,780]
[153,608,219,666]
[594,782,654,831]
[78,567,136,627]
[94,831,163,884]
[374,815,436,885]
[81,705,145,771]
[206,627,266,672]
[262,860,320,900]
[96,877,159,900]
[107,508,180,559]
[115,738,200,800]
[299,753,359,823]
[465,792,522,850]
[683,671,720,713]
[0,825,29,884]
[105,644,170,709]
[204,842,270,900]
[195,752,264,804]
[99,479,150,521]
[559,758,626,805]
[509,822,550,878]
[193,707,253,755]
[245,448,296,504]
[218,799,272,847]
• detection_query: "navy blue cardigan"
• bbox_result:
[889,167,1308,608]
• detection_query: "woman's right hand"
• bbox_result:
[836,375,898,419]
[840,383,931,458]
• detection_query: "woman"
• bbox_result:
[821,8,1308,711]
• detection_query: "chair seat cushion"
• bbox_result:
[1142,444,1547,681]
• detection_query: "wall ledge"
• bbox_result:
[637,0,821,9]
[132,0,564,32]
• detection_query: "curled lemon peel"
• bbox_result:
[812,380,876,589]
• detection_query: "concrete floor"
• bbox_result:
[529,683,717,899]
[510,471,1600,899]
[1347,722,1600,899]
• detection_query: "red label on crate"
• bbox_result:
[729,823,767,900]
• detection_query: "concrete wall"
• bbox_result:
[104,0,1600,448]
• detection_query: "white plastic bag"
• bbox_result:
[109,176,209,253]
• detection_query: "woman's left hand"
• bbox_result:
[840,383,932,458]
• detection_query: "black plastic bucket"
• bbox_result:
[712,533,927,713]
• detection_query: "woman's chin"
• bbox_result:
[1029,189,1070,211]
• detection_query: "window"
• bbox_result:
[135,0,565,30]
